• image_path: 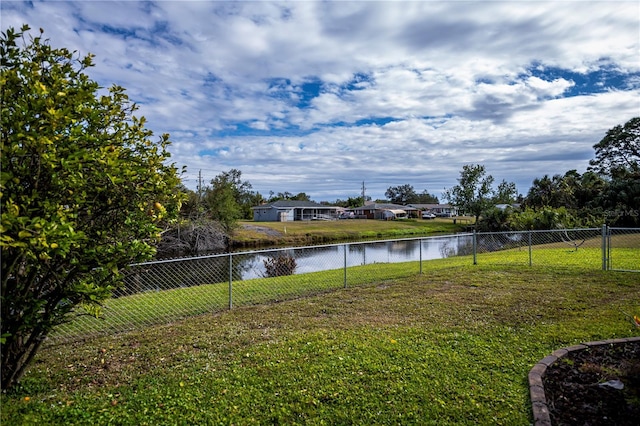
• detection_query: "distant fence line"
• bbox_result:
[49,226,639,344]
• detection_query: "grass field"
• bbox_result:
[47,238,639,343]
[232,218,466,247]
[2,253,639,425]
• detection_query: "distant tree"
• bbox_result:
[385,184,418,204]
[164,180,252,255]
[588,117,639,177]
[525,174,571,208]
[267,191,313,202]
[573,171,607,209]
[492,180,518,204]
[508,206,578,230]
[416,190,439,204]
[291,192,311,201]
[476,206,514,232]
[330,196,364,208]
[0,26,182,389]
[215,169,256,219]
[268,191,293,202]
[246,191,266,210]
[202,170,250,233]
[177,186,203,220]
[347,195,365,207]
[444,164,494,224]
[588,117,640,225]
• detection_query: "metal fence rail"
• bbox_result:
[49,227,639,344]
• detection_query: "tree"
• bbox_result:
[177,186,204,220]
[443,164,495,224]
[0,26,182,389]
[588,117,640,226]
[385,184,418,204]
[330,196,365,208]
[202,170,245,233]
[492,179,518,204]
[573,171,606,210]
[216,169,257,219]
[291,192,311,201]
[525,174,573,209]
[588,117,640,177]
[509,206,578,230]
[416,190,439,204]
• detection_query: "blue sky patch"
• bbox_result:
[212,122,316,138]
[525,62,640,97]
[295,79,323,108]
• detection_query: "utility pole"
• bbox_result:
[198,170,203,200]
[361,181,366,206]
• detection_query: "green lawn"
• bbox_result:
[2,256,639,425]
[48,245,639,343]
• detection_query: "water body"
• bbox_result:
[234,235,474,280]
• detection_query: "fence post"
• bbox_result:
[228,252,233,309]
[343,244,348,288]
[528,231,532,267]
[473,230,477,265]
[419,238,423,274]
[601,224,608,271]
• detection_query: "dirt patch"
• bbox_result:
[240,224,284,238]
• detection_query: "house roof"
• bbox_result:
[408,203,455,209]
[351,203,418,212]
[252,200,338,210]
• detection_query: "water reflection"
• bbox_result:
[237,235,473,280]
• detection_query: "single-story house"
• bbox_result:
[252,200,341,222]
[408,204,459,217]
[350,203,419,220]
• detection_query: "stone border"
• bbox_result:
[528,336,640,426]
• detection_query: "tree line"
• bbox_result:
[444,117,639,231]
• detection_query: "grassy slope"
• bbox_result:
[231,218,466,247]
[2,259,639,425]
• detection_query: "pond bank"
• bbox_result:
[229,218,467,249]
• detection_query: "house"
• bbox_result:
[252,200,341,222]
[350,203,419,220]
[408,203,459,217]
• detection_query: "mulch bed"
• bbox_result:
[543,340,640,425]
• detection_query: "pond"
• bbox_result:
[234,235,474,280]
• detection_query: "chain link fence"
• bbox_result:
[49,227,639,344]
[472,227,605,268]
[607,227,640,272]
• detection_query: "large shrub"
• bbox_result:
[0,26,182,389]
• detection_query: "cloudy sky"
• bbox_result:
[3,1,639,202]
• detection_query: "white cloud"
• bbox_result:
[2,0,639,201]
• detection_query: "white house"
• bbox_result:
[350,203,419,220]
[408,204,459,217]
[252,200,340,222]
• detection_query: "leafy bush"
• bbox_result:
[263,255,297,277]
[0,26,182,389]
